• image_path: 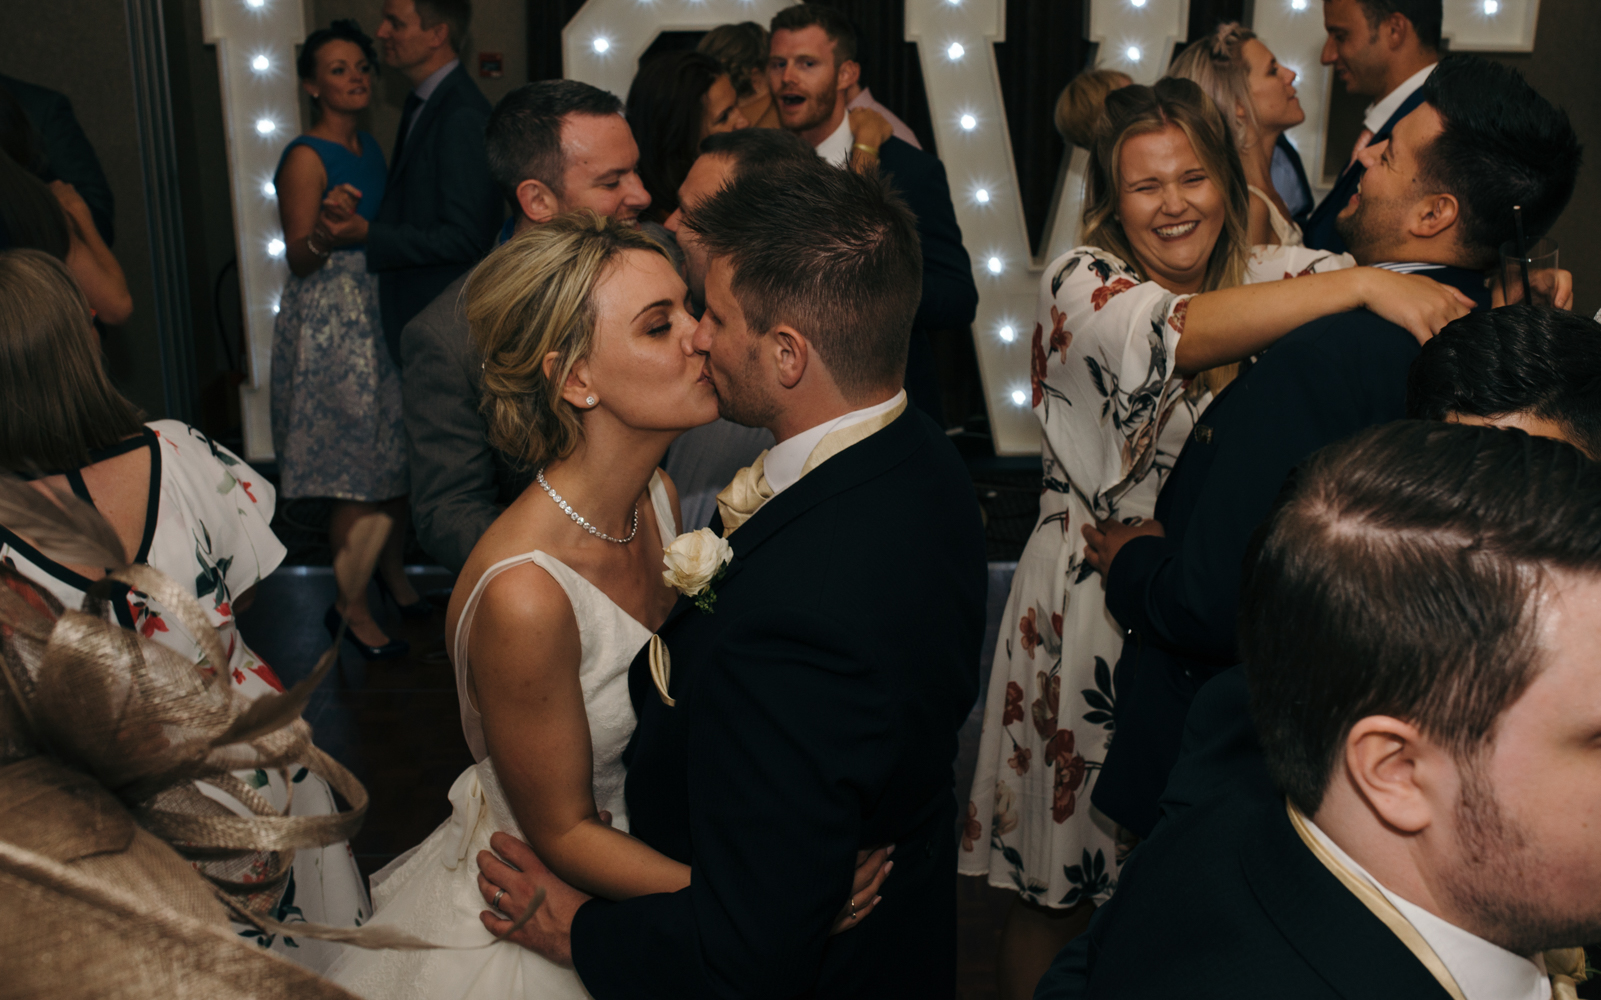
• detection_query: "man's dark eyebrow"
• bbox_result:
[633,298,673,322]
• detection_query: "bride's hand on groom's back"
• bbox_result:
[831,844,895,935]
[477,831,592,966]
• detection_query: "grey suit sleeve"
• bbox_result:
[366,105,500,273]
[400,292,503,573]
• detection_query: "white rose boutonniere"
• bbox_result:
[662,528,734,614]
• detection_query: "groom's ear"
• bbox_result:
[771,324,810,390]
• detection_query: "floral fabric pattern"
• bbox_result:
[270,249,408,502]
[0,421,369,972]
[961,244,1353,907]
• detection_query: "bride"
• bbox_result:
[327,214,884,998]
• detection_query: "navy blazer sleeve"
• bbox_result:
[571,608,892,998]
[878,139,977,331]
[366,101,500,274]
[1104,316,1419,665]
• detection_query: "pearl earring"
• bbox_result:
[585,396,596,406]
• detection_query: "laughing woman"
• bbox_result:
[959,78,1474,1000]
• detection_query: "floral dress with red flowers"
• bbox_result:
[0,420,369,971]
[960,244,1351,907]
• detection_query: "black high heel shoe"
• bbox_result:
[374,575,432,619]
[325,605,410,661]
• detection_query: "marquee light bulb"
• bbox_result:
[1291,0,1308,9]
[255,118,276,135]
[262,180,275,197]
[987,256,1003,274]
[251,54,270,72]
[1483,0,1499,12]
[1011,389,1028,406]
[974,188,990,203]
[1126,45,1143,63]
[267,238,286,257]
[272,301,280,314]
[1131,0,1147,6]
[959,114,977,131]
[592,36,610,53]
[245,0,264,7]
[999,325,1016,342]
[947,42,965,60]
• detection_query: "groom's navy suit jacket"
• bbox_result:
[570,407,988,999]
[1089,264,1491,838]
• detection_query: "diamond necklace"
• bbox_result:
[536,469,639,544]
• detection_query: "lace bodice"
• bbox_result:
[449,472,677,832]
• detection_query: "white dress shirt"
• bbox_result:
[1303,816,1549,1000]
[1363,62,1437,135]
[404,58,461,144]
[814,113,854,168]
[762,390,906,496]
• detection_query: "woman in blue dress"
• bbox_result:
[272,20,419,659]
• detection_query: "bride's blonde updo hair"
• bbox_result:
[467,212,671,468]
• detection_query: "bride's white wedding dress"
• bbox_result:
[325,474,675,999]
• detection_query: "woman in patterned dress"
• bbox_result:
[272,20,417,660]
[0,248,369,973]
[961,79,1475,998]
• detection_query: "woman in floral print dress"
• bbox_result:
[0,249,369,974]
[959,81,1475,997]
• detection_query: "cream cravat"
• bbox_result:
[1287,802,1584,1000]
[714,396,907,537]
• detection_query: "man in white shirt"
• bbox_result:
[764,3,978,426]
[1074,419,1601,999]
[1303,0,1441,251]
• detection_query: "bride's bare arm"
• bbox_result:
[470,565,691,900]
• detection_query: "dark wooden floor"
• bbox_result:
[236,565,1022,999]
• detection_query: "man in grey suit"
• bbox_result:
[401,81,650,572]
[316,0,503,362]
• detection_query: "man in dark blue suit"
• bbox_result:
[767,4,977,426]
[1302,0,1442,252]
[0,73,115,245]
[476,157,987,999]
[316,0,502,361]
[1080,55,1580,841]
[1079,420,1601,997]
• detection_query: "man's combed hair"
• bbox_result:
[414,0,471,53]
[770,4,858,65]
[685,162,921,397]
[1417,55,1581,267]
[485,81,622,204]
[697,127,816,177]
[1354,0,1443,51]
[1408,306,1601,460]
[1241,421,1601,815]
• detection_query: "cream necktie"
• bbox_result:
[1348,127,1375,167]
[1287,802,1585,1000]
[714,396,907,537]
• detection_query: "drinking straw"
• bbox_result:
[1514,205,1533,304]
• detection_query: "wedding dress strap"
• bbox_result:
[648,469,678,540]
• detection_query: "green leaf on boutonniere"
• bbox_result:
[694,564,728,614]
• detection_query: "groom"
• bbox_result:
[476,159,988,995]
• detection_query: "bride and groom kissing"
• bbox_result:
[326,152,988,996]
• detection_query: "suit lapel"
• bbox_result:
[1242,800,1456,999]
[656,409,927,637]
[390,65,461,182]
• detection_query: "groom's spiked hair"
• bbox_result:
[684,160,922,398]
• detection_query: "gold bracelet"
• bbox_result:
[852,142,879,156]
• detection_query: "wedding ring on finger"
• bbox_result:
[492,888,507,911]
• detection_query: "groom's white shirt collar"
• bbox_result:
[763,390,906,496]
[1302,815,1548,1000]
